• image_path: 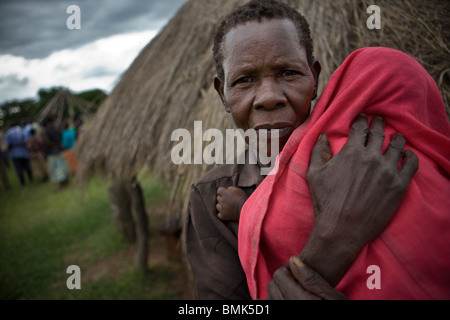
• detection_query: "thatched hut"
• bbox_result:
[73,0,449,269]
[35,89,97,128]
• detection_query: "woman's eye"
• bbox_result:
[280,70,298,77]
[236,76,252,84]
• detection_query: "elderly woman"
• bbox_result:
[185,0,449,300]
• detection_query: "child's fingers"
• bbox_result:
[217,186,226,197]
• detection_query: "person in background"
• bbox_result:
[26,128,49,182]
[61,121,76,150]
[0,128,11,190]
[6,120,33,186]
[42,116,70,190]
[22,118,33,140]
[61,120,79,174]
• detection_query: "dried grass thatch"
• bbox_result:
[35,89,96,127]
[74,0,450,211]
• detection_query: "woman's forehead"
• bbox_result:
[225,18,299,49]
[223,18,307,71]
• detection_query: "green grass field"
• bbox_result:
[0,164,187,300]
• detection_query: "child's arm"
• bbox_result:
[216,186,248,222]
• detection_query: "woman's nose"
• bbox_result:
[253,78,287,110]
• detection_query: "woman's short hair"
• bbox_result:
[213,0,314,81]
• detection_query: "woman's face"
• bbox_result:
[215,18,320,152]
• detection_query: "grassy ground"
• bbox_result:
[0,164,191,300]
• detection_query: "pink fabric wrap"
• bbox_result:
[238,47,450,300]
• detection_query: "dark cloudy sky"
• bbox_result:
[0,0,186,103]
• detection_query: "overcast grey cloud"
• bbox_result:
[0,0,186,103]
[0,0,187,59]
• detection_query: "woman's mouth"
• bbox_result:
[254,124,293,140]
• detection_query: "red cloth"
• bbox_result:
[238,47,450,300]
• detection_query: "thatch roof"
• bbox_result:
[36,89,96,127]
[74,0,450,207]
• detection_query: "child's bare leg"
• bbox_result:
[216,186,248,221]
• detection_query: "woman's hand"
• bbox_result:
[267,257,346,300]
[301,115,418,285]
[266,114,419,298]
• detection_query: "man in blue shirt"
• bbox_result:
[6,120,33,186]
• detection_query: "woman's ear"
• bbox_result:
[310,59,321,100]
[214,76,230,113]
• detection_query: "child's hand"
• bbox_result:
[216,186,248,222]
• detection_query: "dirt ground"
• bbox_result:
[78,203,196,299]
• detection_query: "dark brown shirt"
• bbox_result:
[185,152,265,299]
